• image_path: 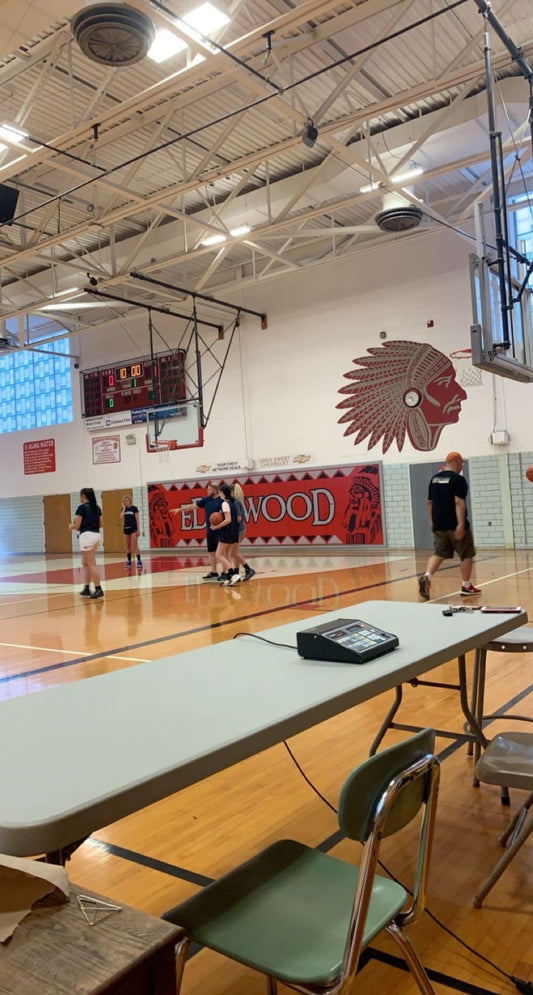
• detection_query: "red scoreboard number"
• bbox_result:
[82,352,186,417]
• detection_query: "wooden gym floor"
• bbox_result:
[0,547,532,994]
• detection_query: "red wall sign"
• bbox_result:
[148,464,383,548]
[23,439,56,475]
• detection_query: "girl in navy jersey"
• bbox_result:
[69,487,104,599]
[120,495,142,569]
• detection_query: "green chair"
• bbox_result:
[164,729,440,994]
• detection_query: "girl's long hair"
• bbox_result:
[81,487,98,514]
[233,482,244,501]
[219,483,233,500]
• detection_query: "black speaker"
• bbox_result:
[0,184,20,224]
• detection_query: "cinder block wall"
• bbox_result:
[382,464,413,547]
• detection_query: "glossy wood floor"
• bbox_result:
[1,547,532,994]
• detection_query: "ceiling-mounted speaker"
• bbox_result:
[0,184,20,224]
[71,3,155,66]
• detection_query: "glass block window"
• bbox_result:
[0,338,73,434]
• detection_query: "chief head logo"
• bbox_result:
[337,340,467,453]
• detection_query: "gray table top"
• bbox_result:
[0,600,526,856]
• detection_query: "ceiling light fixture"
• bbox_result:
[147,27,188,63]
[391,165,424,184]
[0,124,28,144]
[182,3,230,37]
[360,181,380,194]
[201,224,251,246]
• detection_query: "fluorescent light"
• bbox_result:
[52,287,81,298]
[360,181,380,193]
[391,166,424,184]
[201,224,251,246]
[148,28,188,64]
[0,124,28,144]
[39,301,115,311]
[182,3,230,36]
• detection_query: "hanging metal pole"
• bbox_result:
[130,272,268,328]
[193,303,205,429]
[482,16,511,349]
[147,308,160,438]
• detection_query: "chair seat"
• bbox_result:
[164,839,406,986]
[475,732,533,789]
[487,626,533,652]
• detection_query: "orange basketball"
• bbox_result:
[526,466,533,483]
[210,510,224,527]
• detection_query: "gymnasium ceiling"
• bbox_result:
[1,0,533,342]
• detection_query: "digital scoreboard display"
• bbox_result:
[82,351,186,417]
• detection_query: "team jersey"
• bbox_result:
[123,505,139,533]
[76,503,102,533]
[428,470,469,530]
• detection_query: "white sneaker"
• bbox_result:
[230,573,242,585]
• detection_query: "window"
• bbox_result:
[0,338,73,433]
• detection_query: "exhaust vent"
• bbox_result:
[71,4,155,66]
[375,190,423,232]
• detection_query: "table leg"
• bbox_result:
[370,685,403,755]
[458,655,488,756]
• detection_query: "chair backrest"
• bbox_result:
[339,728,436,842]
[338,729,440,987]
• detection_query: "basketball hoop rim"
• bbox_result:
[450,348,473,359]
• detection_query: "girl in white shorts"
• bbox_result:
[69,488,104,599]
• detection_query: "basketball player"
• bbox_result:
[69,487,104,599]
[120,495,142,568]
[174,482,222,580]
[229,483,255,582]
[418,451,481,600]
[210,483,240,585]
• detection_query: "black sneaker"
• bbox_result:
[80,586,92,597]
[218,573,231,585]
[202,572,219,581]
[418,574,430,600]
[90,588,104,599]
[243,567,256,582]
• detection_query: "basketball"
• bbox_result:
[210,510,224,527]
[526,466,533,483]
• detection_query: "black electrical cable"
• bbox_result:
[281,742,533,993]
[232,631,296,650]
[2,0,471,231]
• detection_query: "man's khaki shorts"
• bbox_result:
[433,528,476,560]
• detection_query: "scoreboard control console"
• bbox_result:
[82,351,185,417]
[297,618,399,664]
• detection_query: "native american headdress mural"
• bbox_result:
[337,340,467,453]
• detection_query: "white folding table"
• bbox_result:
[0,600,526,861]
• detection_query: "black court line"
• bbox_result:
[0,555,497,685]
[367,949,501,994]
[86,837,214,888]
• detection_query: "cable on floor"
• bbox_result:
[282,742,532,993]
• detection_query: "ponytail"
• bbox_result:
[80,487,98,514]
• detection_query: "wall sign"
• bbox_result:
[23,439,56,475]
[92,435,121,465]
[148,464,383,548]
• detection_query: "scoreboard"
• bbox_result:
[82,351,186,417]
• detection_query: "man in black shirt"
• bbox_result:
[173,482,223,580]
[418,451,481,600]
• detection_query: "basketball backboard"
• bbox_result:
[146,400,203,452]
[469,204,533,382]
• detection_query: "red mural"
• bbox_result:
[148,465,383,548]
[337,340,467,453]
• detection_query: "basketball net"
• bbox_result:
[450,348,483,388]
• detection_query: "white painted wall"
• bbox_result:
[1,226,533,551]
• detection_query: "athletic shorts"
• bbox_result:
[218,524,239,545]
[433,528,475,561]
[123,528,137,535]
[206,531,218,553]
[79,531,101,552]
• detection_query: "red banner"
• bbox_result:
[148,464,383,548]
[23,439,56,475]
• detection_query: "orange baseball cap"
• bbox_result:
[446,451,463,463]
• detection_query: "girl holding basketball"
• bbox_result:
[210,483,239,585]
[120,495,142,569]
[69,487,104,599]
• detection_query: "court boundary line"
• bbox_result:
[0,556,504,685]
